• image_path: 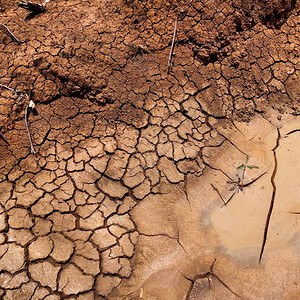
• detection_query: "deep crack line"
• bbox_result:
[259,127,281,263]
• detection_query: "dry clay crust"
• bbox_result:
[0,0,299,299]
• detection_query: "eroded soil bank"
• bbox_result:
[0,1,299,299]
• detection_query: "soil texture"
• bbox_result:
[0,0,300,299]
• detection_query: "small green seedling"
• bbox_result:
[213,156,264,206]
[228,155,259,193]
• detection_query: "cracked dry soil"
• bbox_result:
[0,0,299,299]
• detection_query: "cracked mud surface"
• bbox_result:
[0,0,299,299]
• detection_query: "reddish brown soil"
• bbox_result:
[0,0,299,299]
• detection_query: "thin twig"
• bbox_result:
[0,132,9,145]
[0,23,20,44]
[16,81,37,155]
[24,101,36,154]
[42,0,51,6]
[167,18,178,71]
[0,83,15,92]
[1,81,38,154]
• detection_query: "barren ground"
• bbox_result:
[0,0,299,299]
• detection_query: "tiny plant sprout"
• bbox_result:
[228,155,259,193]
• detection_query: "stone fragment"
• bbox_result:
[49,233,74,262]
[28,236,53,261]
[29,261,60,290]
[95,275,121,297]
[97,176,128,198]
[0,244,25,273]
[91,228,117,250]
[58,264,94,295]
